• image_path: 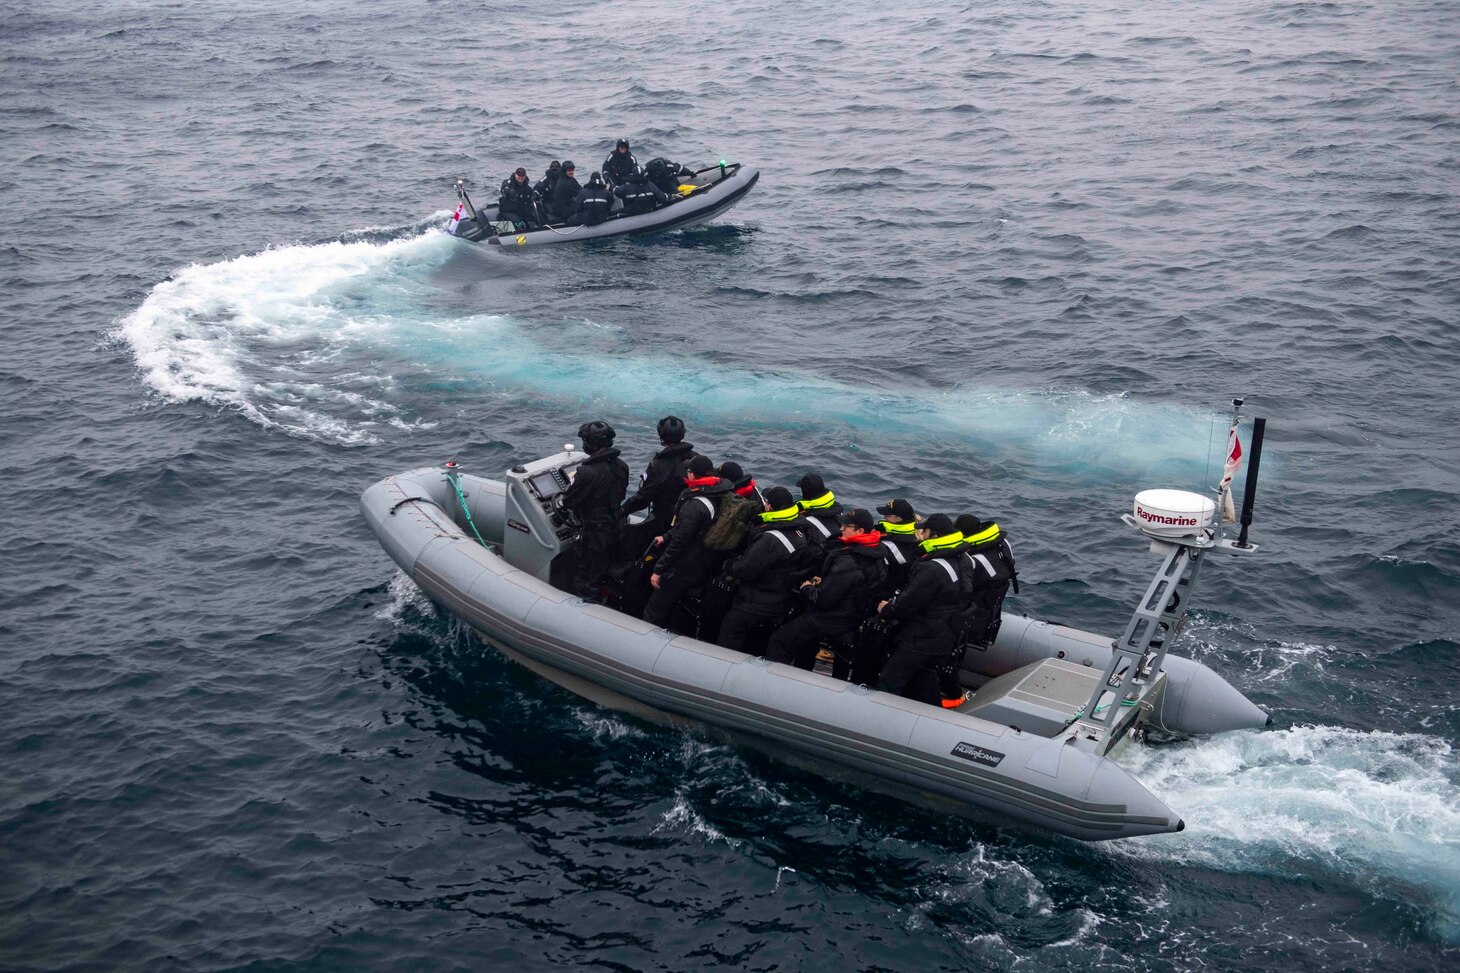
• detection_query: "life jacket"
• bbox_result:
[918,530,964,555]
[800,490,836,512]
[753,503,811,574]
[798,491,841,546]
[760,503,800,524]
[964,522,1018,593]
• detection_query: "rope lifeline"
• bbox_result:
[448,471,491,549]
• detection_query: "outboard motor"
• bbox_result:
[447,179,492,242]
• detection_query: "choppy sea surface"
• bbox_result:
[3,0,1459,969]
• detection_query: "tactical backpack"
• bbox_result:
[701,492,759,551]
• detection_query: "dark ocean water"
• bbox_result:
[3,0,1459,969]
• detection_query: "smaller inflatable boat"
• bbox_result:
[361,406,1274,841]
[446,163,758,247]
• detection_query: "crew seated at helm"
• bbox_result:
[614,166,669,216]
[498,167,540,228]
[572,172,614,226]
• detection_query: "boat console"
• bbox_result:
[502,449,585,581]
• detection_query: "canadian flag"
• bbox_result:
[1221,427,1243,523]
[447,202,464,234]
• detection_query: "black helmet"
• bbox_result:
[656,415,685,443]
[577,420,615,450]
[617,138,630,151]
[562,160,576,172]
[589,171,603,185]
[548,160,561,172]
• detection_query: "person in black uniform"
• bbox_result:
[549,161,582,223]
[932,513,1019,706]
[572,172,613,226]
[875,514,971,704]
[533,160,562,208]
[621,415,697,552]
[717,486,810,653]
[841,497,922,685]
[642,455,730,629]
[765,508,886,670]
[602,138,638,188]
[717,461,764,511]
[614,167,668,215]
[497,167,540,228]
[645,157,695,196]
[954,514,1017,640]
[795,472,844,554]
[875,498,921,596]
[558,420,629,600]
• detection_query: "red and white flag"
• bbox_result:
[447,202,464,234]
[1220,426,1243,522]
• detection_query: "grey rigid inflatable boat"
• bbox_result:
[447,163,759,247]
[361,427,1271,841]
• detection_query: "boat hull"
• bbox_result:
[363,467,1187,840]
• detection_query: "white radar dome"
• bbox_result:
[1132,489,1215,538]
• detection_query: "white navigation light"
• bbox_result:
[1132,489,1215,538]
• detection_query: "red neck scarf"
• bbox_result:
[842,530,883,547]
[734,479,757,497]
[685,475,720,489]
